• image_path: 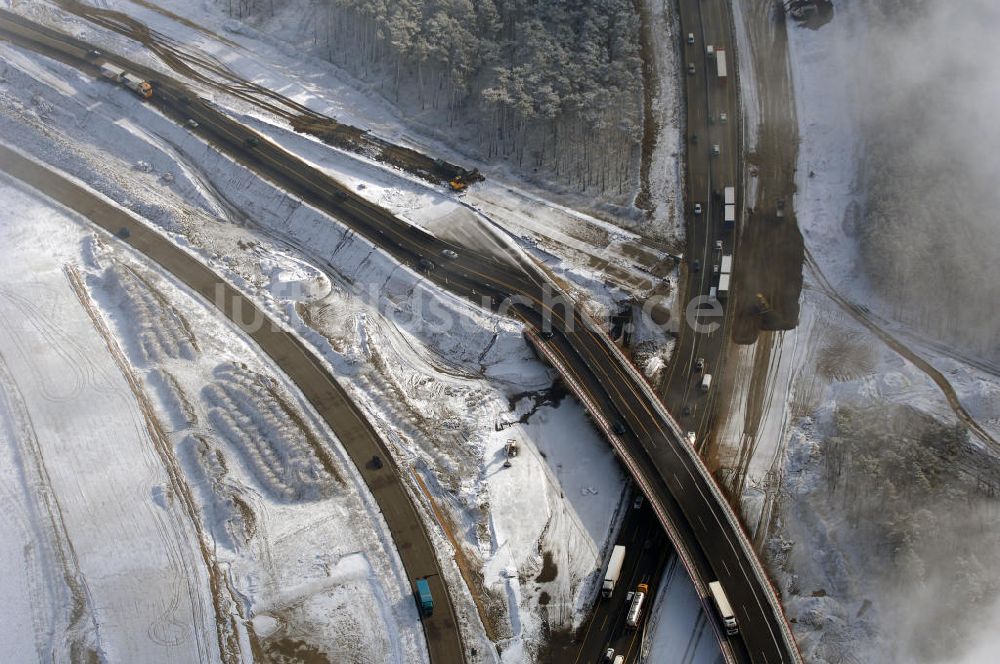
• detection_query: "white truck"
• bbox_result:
[717,273,731,299]
[626,583,649,628]
[99,62,152,99]
[700,374,712,392]
[602,546,626,598]
[716,49,728,80]
[709,581,739,635]
[720,254,733,275]
[724,186,735,206]
[724,204,736,226]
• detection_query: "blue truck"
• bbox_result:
[415,578,434,617]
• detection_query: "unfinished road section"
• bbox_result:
[0,142,466,664]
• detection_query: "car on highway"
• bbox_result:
[711,144,720,156]
[715,239,723,251]
[713,263,719,274]
[695,357,705,372]
[604,648,615,662]
[186,118,199,129]
[687,32,695,44]
[719,112,728,124]
[633,494,644,510]
[540,330,554,340]
[611,421,627,435]
[692,258,701,272]
[418,257,435,272]
[693,202,702,215]
[245,136,261,148]
[687,63,695,75]
[441,248,458,259]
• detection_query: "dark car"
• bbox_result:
[611,421,627,435]
[418,257,435,272]
[692,259,701,272]
[245,136,261,148]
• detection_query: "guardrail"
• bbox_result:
[522,329,739,664]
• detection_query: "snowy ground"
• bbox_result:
[0,15,641,661]
[704,1,1000,662]
[0,175,428,662]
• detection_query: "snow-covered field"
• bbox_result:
[0,174,429,662]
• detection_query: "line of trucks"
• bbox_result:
[99,62,152,98]
[712,185,736,301]
[602,544,738,635]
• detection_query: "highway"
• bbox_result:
[559,501,670,663]
[661,0,743,448]
[0,9,801,664]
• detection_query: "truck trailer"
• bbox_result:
[602,545,626,598]
[99,62,152,99]
[709,581,739,635]
[724,186,735,206]
[626,583,649,628]
[415,578,434,617]
[724,204,736,226]
[716,49,727,80]
[718,273,731,299]
[720,254,733,275]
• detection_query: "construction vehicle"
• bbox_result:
[626,583,649,628]
[448,168,481,192]
[503,439,519,467]
[415,578,434,617]
[755,293,773,316]
[99,62,152,99]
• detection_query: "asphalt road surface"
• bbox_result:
[565,501,671,664]
[0,10,802,663]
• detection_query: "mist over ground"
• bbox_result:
[853,0,1000,360]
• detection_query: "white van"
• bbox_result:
[700,374,712,392]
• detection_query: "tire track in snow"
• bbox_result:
[0,350,100,661]
[804,248,999,450]
[66,265,242,663]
